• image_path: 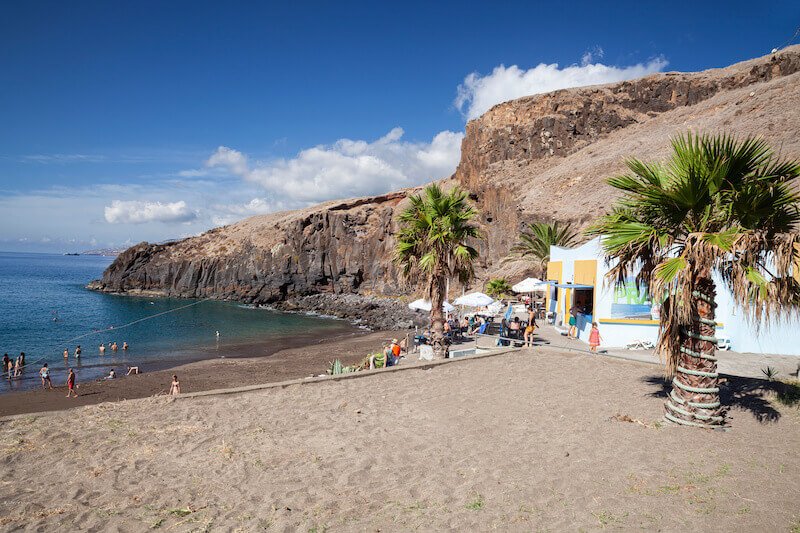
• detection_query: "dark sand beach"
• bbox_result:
[0,330,409,418]
[0,345,797,531]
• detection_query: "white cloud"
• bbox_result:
[201,127,463,206]
[104,200,197,224]
[455,56,668,120]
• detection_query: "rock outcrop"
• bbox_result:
[90,47,800,319]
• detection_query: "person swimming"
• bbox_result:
[99,343,106,354]
[122,342,128,350]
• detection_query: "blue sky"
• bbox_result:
[1,1,798,252]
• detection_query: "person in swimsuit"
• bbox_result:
[66,368,78,398]
[169,375,181,395]
[126,365,140,375]
[122,342,128,351]
[13,357,21,377]
[74,345,81,358]
[40,364,53,389]
[99,344,106,355]
[524,305,538,347]
[63,348,69,360]
[111,342,118,352]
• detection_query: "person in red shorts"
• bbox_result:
[66,368,78,398]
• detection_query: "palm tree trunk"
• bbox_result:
[665,275,725,427]
[429,273,448,360]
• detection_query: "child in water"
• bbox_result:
[589,322,602,352]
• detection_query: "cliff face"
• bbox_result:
[91,47,800,308]
[458,48,800,277]
[90,192,409,302]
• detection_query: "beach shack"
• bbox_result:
[545,237,800,356]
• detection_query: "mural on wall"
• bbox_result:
[610,280,654,319]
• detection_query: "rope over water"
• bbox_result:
[61,298,212,345]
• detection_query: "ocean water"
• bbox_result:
[0,252,355,392]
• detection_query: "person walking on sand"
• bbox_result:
[66,368,78,398]
[169,375,181,395]
[589,322,602,352]
[524,305,538,347]
[40,363,53,389]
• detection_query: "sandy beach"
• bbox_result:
[0,330,408,418]
[0,344,797,531]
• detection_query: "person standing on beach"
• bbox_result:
[589,322,602,352]
[524,305,538,347]
[169,375,181,395]
[66,368,78,398]
[40,363,53,389]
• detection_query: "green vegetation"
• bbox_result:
[589,132,800,427]
[512,220,578,273]
[465,494,485,511]
[485,277,512,298]
[776,379,800,407]
[762,366,779,381]
[396,184,482,359]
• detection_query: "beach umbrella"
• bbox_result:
[453,292,495,307]
[408,299,455,312]
[512,277,546,293]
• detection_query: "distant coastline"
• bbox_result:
[62,247,124,256]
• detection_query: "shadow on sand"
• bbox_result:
[642,374,800,424]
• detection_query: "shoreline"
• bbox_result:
[0,328,407,418]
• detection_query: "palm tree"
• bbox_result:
[486,277,512,299]
[396,184,482,359]
[512,221,578,274]
[589,132,800,427]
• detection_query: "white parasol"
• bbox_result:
[512,277,547,293]
[408,299,455,312]
[453,292,495,307]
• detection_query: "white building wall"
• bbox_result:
[550,237,800,356]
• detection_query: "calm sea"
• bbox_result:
[0,251,355,392]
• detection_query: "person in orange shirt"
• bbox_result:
[388,338,402,366]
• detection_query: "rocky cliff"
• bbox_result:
[90,47,800,322]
